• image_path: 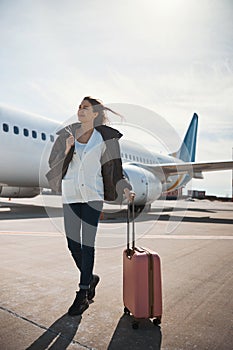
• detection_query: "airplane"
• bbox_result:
[0,104,233,212]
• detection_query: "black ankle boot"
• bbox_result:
[88,275,100,300]
[68,289,89,316]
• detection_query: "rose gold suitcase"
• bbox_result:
[123,203,162,328]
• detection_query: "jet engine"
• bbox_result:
[0,186,40,198]
[123,164,162,207]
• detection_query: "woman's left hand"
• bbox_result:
[124,188,136,202]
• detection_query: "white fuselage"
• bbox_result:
[0,106,186,202]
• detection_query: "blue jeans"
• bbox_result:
[63,201,103,290]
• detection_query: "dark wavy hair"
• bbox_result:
[83,96,123,127]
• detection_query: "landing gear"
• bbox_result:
[129,204,151,214]
[135,205,145,213]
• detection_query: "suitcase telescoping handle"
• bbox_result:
[127,199,135,255]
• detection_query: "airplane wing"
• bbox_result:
[131,160,233,180]
[159,160,233,176]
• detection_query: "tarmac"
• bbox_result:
[0,195,233,350]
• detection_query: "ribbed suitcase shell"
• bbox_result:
[123,247,162,320]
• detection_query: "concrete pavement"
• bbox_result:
[0,197,233,349]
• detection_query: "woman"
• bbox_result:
[46,97,135,316]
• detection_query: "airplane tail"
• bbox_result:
[172,113,198,162]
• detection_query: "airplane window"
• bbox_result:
[14,126,19,134]
[133,155,135,161]
[129,154,132,160]
[125,153,128,159]
[140,157,142,162]
[2,123,9,132]
[23,128,29,137]
[32,130,37,138]
[136,156,139,161]
[50,135,54,142]
[41,132,46,141]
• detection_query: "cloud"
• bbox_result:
[1,0,233,196]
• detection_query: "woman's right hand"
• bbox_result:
[65,135,75,155]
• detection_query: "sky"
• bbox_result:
[1,0,233,197]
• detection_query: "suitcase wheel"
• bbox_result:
[153,316,161,326]
[124,307,130,315]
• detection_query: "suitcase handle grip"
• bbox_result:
[127,199,135,255]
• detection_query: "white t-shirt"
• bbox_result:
[62,129,106,204]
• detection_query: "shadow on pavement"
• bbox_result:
[0,202,62,220]
[155,214,233,225]
[108,314,162,350]
[1,201,232,225]
[103,210,233,225]
[26,313,81,350]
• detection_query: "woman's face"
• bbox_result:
[77,99,98,124]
